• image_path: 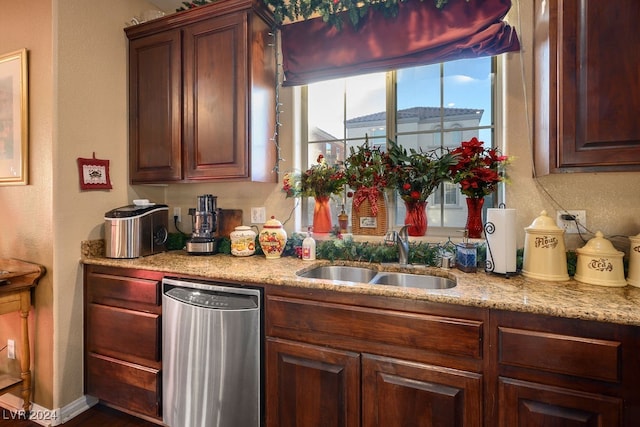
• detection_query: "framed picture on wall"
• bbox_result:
[0,48,28,185]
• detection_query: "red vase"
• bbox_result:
[404,200,427,236]
[465,197,484,238]
[313,196,333,233]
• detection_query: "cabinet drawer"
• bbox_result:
[87,303,161,362]
[86,353,161,418]
[267,295,483,360]
[498,326,621,382]
[87,271,160,309]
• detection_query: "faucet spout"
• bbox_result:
[397,225,411,265]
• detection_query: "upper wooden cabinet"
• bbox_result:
[126,0,277,184]
[534,0,640,174]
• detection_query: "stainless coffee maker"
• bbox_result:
[186,194,217,255]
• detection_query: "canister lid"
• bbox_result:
[525,210,563,232]
[262,216,283,229]
[629,232,640,242]
[235,225,253,231]
[576,231,623,258]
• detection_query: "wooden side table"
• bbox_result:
[0,259,45,413]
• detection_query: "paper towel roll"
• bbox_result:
[485,208,517,274]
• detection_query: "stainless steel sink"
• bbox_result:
[369,272,456,289]
[296,265,456,290]
[297,265,378,283]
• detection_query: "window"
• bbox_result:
[302,57,498,234]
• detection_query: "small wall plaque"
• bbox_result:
[77,152,112,190]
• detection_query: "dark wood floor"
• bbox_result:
[0,404,158,426]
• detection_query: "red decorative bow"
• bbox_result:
[352,187,381,216]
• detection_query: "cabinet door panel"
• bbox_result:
[86,271,160,310]
[86,353,160,418]
[87,303,161,363]
[183,13,248,180]
[266,338,360,427]
[267,295,483,360]
[362,354,482,427]
[535,0,640,173]
[129,30,182,182]
[498,326,620,382]
[499,377,622,427]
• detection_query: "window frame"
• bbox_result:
[299,57,503,237]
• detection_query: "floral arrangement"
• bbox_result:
[282,154,347,199]
[387,140,459,203]
[344,139,393,214]
[448,137,509,198]
[344,140,392,192]
[263,0,459,29]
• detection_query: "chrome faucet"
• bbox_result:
[384,225,411,265]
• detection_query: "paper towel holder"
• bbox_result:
[484,204,518,278]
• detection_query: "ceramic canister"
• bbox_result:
[574,231,626,287]
[230,225,257,256]
[627,233,640,287]
[258,216,288,259]
[522,210,570,281]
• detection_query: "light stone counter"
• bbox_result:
[81,249,640,327]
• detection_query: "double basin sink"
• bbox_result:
[297,265,456,290]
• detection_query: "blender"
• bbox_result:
[186,194,217,255]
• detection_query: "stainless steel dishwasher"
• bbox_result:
[162,277,262,427]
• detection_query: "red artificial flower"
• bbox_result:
[410,191,421,200]
[402,182,411,190]
[449,138,509,198]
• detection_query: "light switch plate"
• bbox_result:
[251,207,266,224]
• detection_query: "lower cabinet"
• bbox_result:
[83,265,164,421]
[265,286,486,427]
[266,338,360,427]
[498,377,622,426]
[362,354,482,427]
[492,310,638,427]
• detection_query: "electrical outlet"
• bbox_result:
[556,210,587,234]
[173,207,182,223]
[251,207,266,224]
[7,339,15,359]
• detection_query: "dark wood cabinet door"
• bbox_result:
[128,29,182,183]
[362,354,483,427]
[266,338,361,427]
[183,12,248,180]
[499,377,622,427]
[535,0,640,173]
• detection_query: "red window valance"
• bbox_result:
[280,0,520,86]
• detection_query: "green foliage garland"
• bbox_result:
[263,0,464,29]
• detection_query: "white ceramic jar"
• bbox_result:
[230,225,257,256]
[522,210,569,281]
[258,216,288,259]
[627,233,640,287]
[574,231,626,287]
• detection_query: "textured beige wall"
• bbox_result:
[0,0,55,409]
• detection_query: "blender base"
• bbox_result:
[186,239,217,255]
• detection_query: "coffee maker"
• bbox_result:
[186,194,217,255]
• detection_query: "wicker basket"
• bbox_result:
[351,195,388,236]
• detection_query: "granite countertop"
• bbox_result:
[81,248,640,327]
